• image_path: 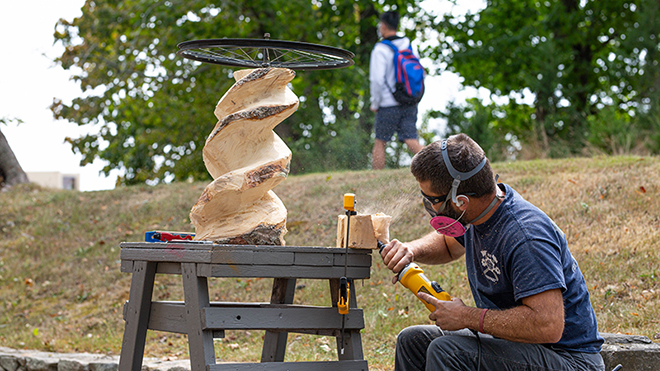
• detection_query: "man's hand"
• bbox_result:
[380,239,414,283]
[418,292,468,331]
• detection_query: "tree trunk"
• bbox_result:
[0,128,29,188]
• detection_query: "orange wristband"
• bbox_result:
[479,308,488,333]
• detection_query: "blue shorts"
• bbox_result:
[374,105,418,142]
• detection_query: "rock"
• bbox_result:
[24,358,56,371]
[87,363,117,371]
[56,360,84,371]
[0,356,20,371]
[600,333,660,371]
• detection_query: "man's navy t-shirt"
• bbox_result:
[455,183,603,353]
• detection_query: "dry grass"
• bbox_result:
[1,156,658,370]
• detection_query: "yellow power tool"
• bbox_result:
[378,241,451,312]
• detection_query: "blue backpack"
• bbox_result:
[380,39,425,105]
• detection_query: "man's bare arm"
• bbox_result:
[381,232,465,274]
[422,288,565,344]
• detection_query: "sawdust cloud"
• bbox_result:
[358,182,420,224]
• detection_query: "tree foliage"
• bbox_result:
[429,0,660,157]
[52,0,431,185]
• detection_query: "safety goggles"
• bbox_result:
[421,190,449,218]
[421,190,475,218]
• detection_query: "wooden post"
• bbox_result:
[118,260,157,371]
[261,278,297,362]
[182,263,216,371]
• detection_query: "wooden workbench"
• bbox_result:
[118,242,372,371]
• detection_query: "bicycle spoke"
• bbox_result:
[201,47,247,62]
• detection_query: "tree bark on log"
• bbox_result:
[0,128,29,189]
[190,68,298,244]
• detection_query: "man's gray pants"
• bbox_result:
[395,325,605,371]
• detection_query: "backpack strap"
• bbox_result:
[380,39,399,52]
[379,39,409,94]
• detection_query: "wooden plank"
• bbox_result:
[121,248,211,263]
[261,278,296,362]
[200,265,370,280]
[208,360,369,371]
[145,302,187,334]
[210,249,254,265]
[120,260,133,273]
[121,242,368,254]
[333,252,373,267]
[118,261,157,371]
[121,241,213,250]
[155,262,182,275]
[181,263,216,371]
[224,245,359,254]
[203,307,364,331]
[252,251,294,265]
[121,243,371,264]
[294,251,333,266]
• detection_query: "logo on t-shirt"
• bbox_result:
[480,250,501,283]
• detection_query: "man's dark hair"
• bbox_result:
[410,133,496,198]
[380,11,400,30]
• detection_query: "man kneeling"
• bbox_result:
[380,134,604,370]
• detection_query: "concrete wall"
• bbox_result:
[26,172,79,191]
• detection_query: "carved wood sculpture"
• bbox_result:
[190,68,298,245]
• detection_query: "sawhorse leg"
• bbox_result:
[261,277,297,362]
[182,263,216,371]
[330,278,364,361]
[119,261,157,371]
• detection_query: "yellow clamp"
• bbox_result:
[343,193,355,212]
[337,278,350,315]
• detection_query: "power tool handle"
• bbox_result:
[377,240,386,253]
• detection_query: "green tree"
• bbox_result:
[52,0,432,185]
[428,0,660,157]
[430,98,520,162]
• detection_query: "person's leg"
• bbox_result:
[403,138,423,154]
[570,351,605,371]
[397,105,422,154]
[373,107,397,170]
[372,138,387,170]
[394,325,443,371]
[426,331,580,371]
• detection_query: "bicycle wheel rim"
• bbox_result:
[177,38,355,70]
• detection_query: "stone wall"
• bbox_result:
[0,348,188,371]
[2,334,659,371]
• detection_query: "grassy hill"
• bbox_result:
[1,156,659,370]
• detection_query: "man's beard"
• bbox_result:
[439,202,467,226]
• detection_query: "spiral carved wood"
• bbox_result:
[190,68,298,245]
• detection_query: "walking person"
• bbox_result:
[369,10,424,170]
